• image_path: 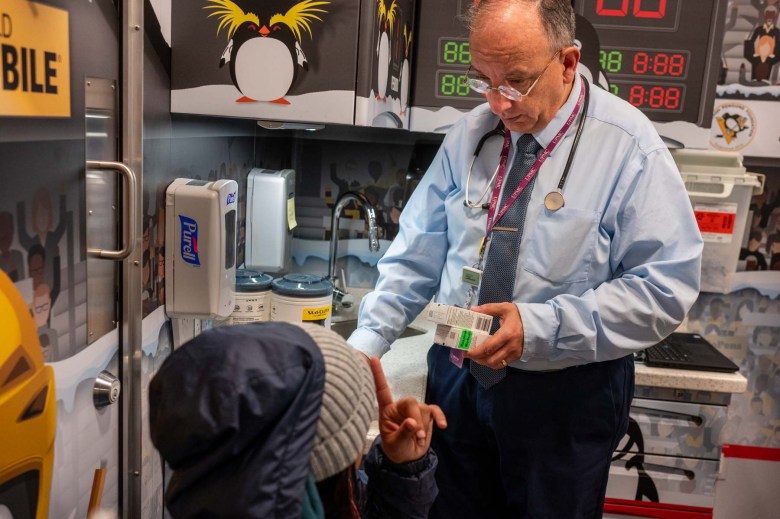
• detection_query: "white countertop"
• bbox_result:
[634,363,747,393]
[365,304,748,401]
[354,297,748,445]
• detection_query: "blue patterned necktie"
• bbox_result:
[470,134,541,389]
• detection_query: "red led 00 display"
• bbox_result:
[596,0,667,19]
[585,0,679,30]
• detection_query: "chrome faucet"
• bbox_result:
[328,191,380,310]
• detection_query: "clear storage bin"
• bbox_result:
[672,150,765,294]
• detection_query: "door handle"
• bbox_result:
[86,160,137,260]
[93,370,121,409]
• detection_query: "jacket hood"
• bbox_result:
[149,322,325,518]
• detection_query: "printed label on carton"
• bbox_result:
[426,302,493,333]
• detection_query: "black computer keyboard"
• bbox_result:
[645,341,691,362]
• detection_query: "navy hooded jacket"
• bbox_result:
[149,322,437,518]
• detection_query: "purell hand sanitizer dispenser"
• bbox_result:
[165,179,238,343]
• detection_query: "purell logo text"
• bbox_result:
[226,191,236,205]
[179,215,200,265]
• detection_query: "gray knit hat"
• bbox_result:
[296,323,377,482]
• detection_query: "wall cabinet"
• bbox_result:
[171,0,415,128]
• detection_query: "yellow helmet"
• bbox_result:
[0,270,56,518]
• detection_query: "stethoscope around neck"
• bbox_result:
[463,76,590,212]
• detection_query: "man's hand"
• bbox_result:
[463,302,524,369]
[370,357,447,465]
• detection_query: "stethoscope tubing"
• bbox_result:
[557,76,590,192]
[463,75,590,210]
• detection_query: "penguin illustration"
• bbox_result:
[376,0,397,102]
[204,0,330,104]
[612,418,660,502]
[574,13,611,91]
[399,23,412,115]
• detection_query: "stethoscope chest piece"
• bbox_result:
[544,190,565,211]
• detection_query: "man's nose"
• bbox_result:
[486,89,513,115]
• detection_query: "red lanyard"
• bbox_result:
[479,81,586,258]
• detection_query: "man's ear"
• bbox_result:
[560,46,581,84]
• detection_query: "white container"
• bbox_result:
[270,274,334,328]
[672,150,765,294]
[220,269,273,326]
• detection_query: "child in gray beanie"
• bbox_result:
[149,321,446,519]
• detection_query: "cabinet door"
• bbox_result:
[617,398,728,460]
[607,453,719,508]
[171,0,360,125]
[0,2,129,518]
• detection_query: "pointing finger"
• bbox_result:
[370,357,394,410]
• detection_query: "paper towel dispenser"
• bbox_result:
[245,168,296,273]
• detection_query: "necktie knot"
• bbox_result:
[516,134,541,157]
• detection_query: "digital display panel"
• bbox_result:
[411,0,725,127]
[600,48,690,79]
[581,0,682,31]
[434,37,484,101]
[610,80,686,112]
[411,2,479,112]
[578,0,725,124]
[438,37,471,67]
[435,70,484,101]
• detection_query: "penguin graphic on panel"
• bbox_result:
[574,13,610,91]
[204,0,330,104]
[399,23,412,115]
[376,0,397,102]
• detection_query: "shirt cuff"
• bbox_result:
[347,326,391,358]
[516,302,557,362]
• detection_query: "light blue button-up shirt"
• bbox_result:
[349,75,703,371]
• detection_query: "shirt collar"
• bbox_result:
[510,73,582,151]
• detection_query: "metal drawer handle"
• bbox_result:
[630,405,703,427]
[641,462,695,481]
[86,160,137,260]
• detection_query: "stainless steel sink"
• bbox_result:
[329,319,427,340]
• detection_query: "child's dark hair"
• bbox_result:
[316,465,361,519]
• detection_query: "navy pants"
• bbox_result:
[425,345,634,519]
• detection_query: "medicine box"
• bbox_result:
[672,150,765,294]
[434,324,490,351]
[426,302,494,333]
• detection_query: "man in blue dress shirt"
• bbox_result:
[348,1,703,517]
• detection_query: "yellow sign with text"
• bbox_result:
[1,0,70,117]
[301,305,332,321]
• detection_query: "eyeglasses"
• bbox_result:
[461,51,561,101]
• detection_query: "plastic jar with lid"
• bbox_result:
[223,269,273,325]
[270,273,334,328]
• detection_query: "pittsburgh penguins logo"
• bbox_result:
[710,102,757,151]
